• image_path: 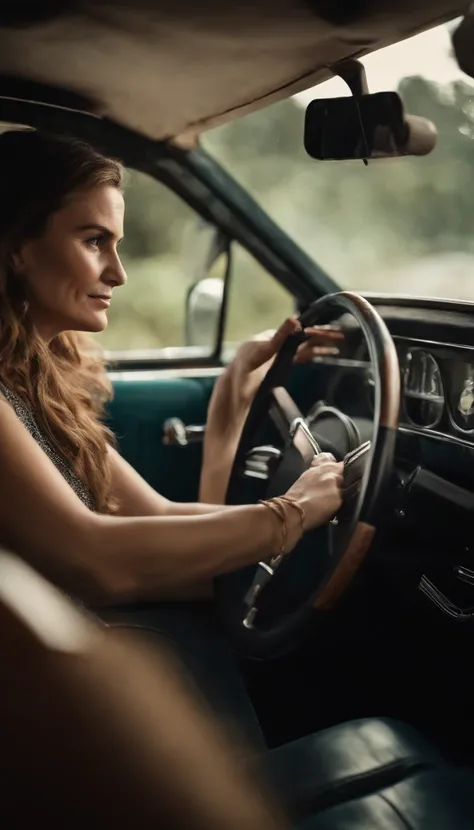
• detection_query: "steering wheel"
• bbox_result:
[214,292,400,658]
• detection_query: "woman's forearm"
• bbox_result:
[167,501,229,516]
[199,370,247,504]
[199,443,239,504]
[115,502,238,603]
[85,503,276,605]
[199,425,244,504]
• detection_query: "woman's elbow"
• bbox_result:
[84,566,141,607]
[70,545,140,607]
[53,517,140,607]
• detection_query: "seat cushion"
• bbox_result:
[298,768,474,829]
[263,717,445,820]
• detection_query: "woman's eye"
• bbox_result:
[85,235,103,249]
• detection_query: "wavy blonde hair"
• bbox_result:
[0,130,123,512]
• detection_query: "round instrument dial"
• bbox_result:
[448,361,474,433]
[403,350,444,428]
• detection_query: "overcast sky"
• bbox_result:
[295,21,473,104]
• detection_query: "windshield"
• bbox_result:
[202,22,474,301]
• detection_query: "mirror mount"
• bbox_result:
[332,59,370,165]
[333,59,368,98]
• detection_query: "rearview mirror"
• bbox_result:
[304,92,437,161]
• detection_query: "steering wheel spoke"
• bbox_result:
[269,386,304,439]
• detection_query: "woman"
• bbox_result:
[0,129,343,746]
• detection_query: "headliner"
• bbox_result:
[0,1,465,142]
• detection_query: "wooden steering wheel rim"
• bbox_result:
[307,292,400,610]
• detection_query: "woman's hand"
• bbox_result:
[207,317,343,436]
[285,453,344,531]
[200,317,342,504]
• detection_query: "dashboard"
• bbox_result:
[398,341,474,437]
[324,296,474,453]
[307,295,474,624]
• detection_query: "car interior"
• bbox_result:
[2,1,474,827]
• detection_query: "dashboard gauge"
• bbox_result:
[448,361,474,432]
[458,380,474,419]
[403,350,444,428]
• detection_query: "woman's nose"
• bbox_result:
[105,254,127,287]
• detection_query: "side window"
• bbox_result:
[225,245,294,343]
[96,170,199,352]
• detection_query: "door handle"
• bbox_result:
[162,418,205,447]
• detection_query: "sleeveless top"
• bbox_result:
[0,380,95,511]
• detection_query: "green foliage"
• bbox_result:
[121,169,192,259]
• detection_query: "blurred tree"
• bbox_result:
[121,170,193,259]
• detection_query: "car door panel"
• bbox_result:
[107,374,216,502]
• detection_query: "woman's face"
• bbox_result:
[12,184,126,340]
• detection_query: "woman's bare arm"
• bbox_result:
[108,446,244,596]
[108,447,228,599]
[0,398,278,605]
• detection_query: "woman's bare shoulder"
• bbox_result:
[0,396,96,580]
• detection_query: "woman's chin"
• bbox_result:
[81,311,109,333]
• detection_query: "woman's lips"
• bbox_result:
[88,295,111,309]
